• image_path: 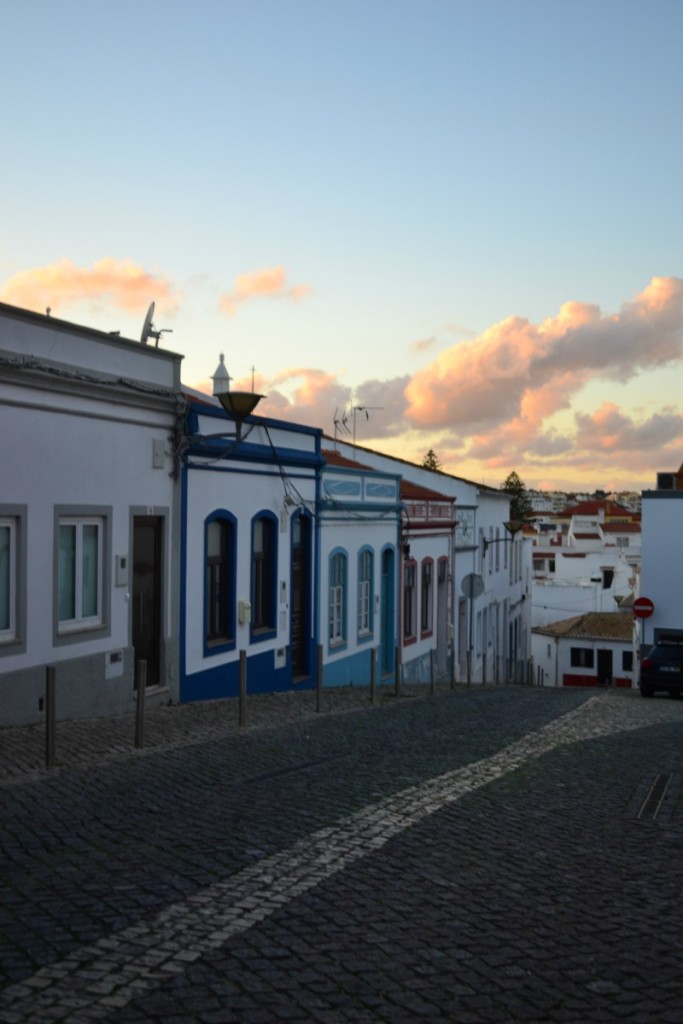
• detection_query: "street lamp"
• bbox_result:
[212,354,264,441]
[482,519,526,552]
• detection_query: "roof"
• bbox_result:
[601,522,641,534]
[320,433,505,494]
[573,532,601,539]
[322,448,373,471]
[533,612,633,642]
[401,480,454,502]
[556,499,636,519]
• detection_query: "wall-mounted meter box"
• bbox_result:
[115,555,129,586]
[238,599,252,625]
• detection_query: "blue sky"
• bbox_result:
[3,0,683,490]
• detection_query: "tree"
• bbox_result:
[501,470,534,522]
[422,449,442,471]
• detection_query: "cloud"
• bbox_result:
[404,277,683,431]
[0,258,179,315]
[411,336,437,354]
[218,266,312,315]
[193,276,683,490]
[574,402,683,453]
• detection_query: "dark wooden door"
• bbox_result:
[290,515,309,678]
[133,517,162,689]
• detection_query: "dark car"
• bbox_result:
[639,641,683,698]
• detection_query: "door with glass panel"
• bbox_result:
[133,517,162,689]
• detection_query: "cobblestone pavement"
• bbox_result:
[2,684,683,1023]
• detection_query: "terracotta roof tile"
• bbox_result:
[533,612,633,641]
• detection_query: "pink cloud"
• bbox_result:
[0,258,179,315]
[219,266,312,315]
[404,277,683,431]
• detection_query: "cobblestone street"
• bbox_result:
[2,684,683,1023]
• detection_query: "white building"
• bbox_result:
[398,478,456,684]
[531,499,639,630]
[0,302,183,726]
[181,386,323,700]
[532,612,635,689]
[329,439,532,684]
[318,449,401,687]
[639,465,683,657]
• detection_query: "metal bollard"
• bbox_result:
[135,661,147,748]
[45,666,56,768]
[316,644,323,712]
[239,650,247,728]
[370,647,377,705]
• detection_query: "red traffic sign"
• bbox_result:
[633,596,655,619]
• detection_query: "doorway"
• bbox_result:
[381,547,395,677]
[290,513,310,679]
[597,648,613,687]
[133,516,163,689]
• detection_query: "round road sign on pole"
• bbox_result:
[461,573,485,600]
[633,596,655,619]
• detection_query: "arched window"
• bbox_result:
[421,558,434,636]
[329,549,347,647]
[205,512,236,649]
[403,559,417,643]
[358,547,374,638]
[252,513,277,635]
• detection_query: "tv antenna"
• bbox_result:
[140,302,173,347]
[352,405,383,445]
[333,407,351,446]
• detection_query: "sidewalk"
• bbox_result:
[0,680,462,784]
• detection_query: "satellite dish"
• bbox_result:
[140,302,161,346]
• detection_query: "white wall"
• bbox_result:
[640,491,683,649]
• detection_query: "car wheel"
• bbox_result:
[640,685,654,698]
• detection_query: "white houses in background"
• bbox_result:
[532,611,635,689]
[531,499,640,630]
[0,302,183,726]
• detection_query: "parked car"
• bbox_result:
[639,641,683,697]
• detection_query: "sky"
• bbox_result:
[2,0,683,493]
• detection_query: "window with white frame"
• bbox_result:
[329,551,347,645]
[358,549,373,637]
[403,561,417,642]
[0,518,16,641]
[57,517,103,631]
[421,559,433,635]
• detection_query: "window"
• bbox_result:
[58,517,103,631]
[358,549,373,637]
[570,647,594,668]
[403,561,417,642]
[252,515,276,633]
[0,518,16,641]
[622,650,634,672]
[329,550,347,646]
[421,559,433,635]
[205,514,235,648]
[616,537,630,548]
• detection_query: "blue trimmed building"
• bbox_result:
[181,391,325,701]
